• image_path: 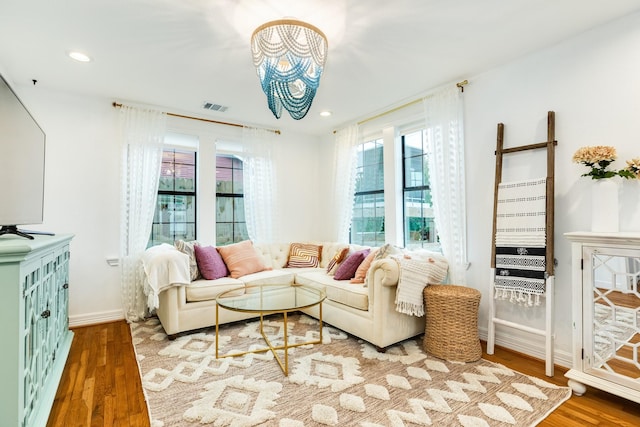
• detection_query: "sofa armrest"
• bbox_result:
[366,258,399,288]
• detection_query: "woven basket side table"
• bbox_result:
[423,284,482,362]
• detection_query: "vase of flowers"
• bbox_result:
[572,146,638,232]
[626,157,640,178]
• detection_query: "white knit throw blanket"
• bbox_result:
[393,254,449,316]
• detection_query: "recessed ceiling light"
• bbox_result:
[320,110,332,117]
[67,51,92,62]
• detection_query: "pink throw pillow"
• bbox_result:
[217,240,267,279]
[350,249,378,284]
[194,245,228,280]
[334,249,370,280]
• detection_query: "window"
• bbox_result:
[216,154,248,245]
[351,138,385,246]
[149,149,196,247]
[402,129,437,249]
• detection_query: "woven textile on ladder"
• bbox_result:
[494,178,547,306]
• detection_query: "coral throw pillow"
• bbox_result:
[193,245,228,280]
[326,247,349,275]
[350,249,378,284]
[217,240,267,279]
[286,243,323,268]
[334,249,370,280]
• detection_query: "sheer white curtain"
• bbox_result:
[423,86,468,284]
[242,127,278,244]
[329,125,359,242]
[119,106,166,321]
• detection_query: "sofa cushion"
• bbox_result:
[334,249,370,280]
[217,240,267,279]
[194,245,229,280]
[286,243,323,268]
[241,269,296,287]
[254,243,290,270]
[174,240,201,281]
[185,277,245,302]
[295,271,369,311]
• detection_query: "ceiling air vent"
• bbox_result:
[203,102,228,112]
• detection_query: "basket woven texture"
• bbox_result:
[423,285,482,362]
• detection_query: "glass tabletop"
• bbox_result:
[216,284,326,313]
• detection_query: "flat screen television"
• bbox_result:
[0,73,47,239]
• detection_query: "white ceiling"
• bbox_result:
[2,0,640,136]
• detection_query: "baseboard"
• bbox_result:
[478,325,572,369]
[69,309,124,328]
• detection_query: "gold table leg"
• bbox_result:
[215,305,324,376]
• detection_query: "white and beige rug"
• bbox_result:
[131,314,570,427]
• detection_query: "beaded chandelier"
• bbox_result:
[251,19,328,120]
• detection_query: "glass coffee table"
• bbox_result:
[215,284,326,375]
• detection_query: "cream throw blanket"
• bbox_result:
[141,244,191,310]
[393,253,449,316]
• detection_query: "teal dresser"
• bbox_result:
[0,234,74,427]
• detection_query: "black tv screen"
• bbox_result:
[0,74,45,232]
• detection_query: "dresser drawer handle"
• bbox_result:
[63,283,69,289]
[41,310,51,319]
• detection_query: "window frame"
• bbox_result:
[401,129,438,250]
[148,148,197,247]
[215,154,248,246]
[350,138,386,246]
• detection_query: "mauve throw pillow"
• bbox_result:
[334,248,370,280]
[194,245,229,280]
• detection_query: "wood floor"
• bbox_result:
[47,320,640,427]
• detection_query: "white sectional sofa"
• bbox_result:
[144,241,446,349]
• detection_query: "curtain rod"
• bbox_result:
[334,79,469,133]
[111,102,281,135]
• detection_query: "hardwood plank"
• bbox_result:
[482,342,640,426]
[48,320,640,426]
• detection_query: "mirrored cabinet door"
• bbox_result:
[583,246,640,391]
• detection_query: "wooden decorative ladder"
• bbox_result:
[486,111,557,377]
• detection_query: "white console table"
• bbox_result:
[0,234,74,427]
[565,231,640,403]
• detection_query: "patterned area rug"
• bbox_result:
[131,314,570,426]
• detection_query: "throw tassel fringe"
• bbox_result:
[395,300,425,317]
[493,288,541,307]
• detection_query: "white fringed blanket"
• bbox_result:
[393,254,449,316]
[494,178,547,306]
[141,244,191,310]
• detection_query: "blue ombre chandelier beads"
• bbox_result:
[251,19,328,120]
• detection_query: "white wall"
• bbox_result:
[11,87,123,326]
[462,11,640,366]
[8,85,324,326]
